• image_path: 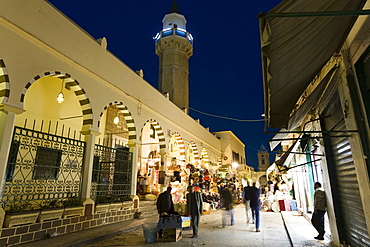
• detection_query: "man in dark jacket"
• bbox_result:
[221,184,234,227]
[244,182,261,232]
[157,186,175,215]
[156,186,174,237]
[186,186,203,238]
[242,182,253,224]
[311,182,326,240]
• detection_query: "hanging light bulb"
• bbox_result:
[113,106,120,124]
[113,116,119,124]
[57,92,64,103]
[57,79,65,103]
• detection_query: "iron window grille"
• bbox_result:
[33,146,62,180]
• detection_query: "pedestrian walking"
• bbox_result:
[156,186,175,238]
[245,182,261,232]
[311,182,326,240]
[242,182,253,224]
[221,184,234,227]
[218,183,226,209]
[186,185,203,238]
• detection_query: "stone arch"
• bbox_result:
[259,175,267,187]
[171,132,185,161]
[255,172,267,185]
[141,119,166,152]
[188,141,200,161]
[98,101,136,146]
[200,147,210,167]
[20,71,93,129]
[0,58,10,104]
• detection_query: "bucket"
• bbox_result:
[142,223,158,243]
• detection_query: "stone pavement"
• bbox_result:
[281,211,331,247]
[17,204,331,247]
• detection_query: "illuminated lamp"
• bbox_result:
[57,80,65,103]
[232,162,239,168]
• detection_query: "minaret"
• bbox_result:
[257,144,270,171]
[155,0,193,111]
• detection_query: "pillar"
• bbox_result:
[129,143,139,196]
[159,151,168,193]
[0,103,24,229]
[80,129,100,216]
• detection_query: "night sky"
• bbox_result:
[47,0,281,169]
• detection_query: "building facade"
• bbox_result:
[0,0,247,245]
[260,1,370,246]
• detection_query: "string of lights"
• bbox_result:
[189,107,265,122]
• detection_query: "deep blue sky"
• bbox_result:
[47,0,281,169]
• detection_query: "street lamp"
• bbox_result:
[232,162,239,169]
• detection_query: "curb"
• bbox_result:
[66,217,158,247]
[280,212,294,247]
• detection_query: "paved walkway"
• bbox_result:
[18,205,331,247]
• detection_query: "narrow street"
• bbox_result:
[81,204,328,247]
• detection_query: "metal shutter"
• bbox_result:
[325,98,370,246]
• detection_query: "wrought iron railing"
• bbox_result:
[2,126,85,209]
[91,144,132,202]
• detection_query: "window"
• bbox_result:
[33,147,62,180]
[92,155,100,183]
[232,151,240,163]
[6,140,20,182]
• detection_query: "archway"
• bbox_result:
[200,147,210,169]
[0,57,10,104]
[97,102,136,147]
[3,72,91,209]
[136,119,166,194]
[186,141,200,166]
[20,71,93,130]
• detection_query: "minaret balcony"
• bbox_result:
[154,27,193,45]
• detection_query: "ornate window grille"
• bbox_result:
[2,126,85,208]
[91,144,132,202]
[33,147,62,180]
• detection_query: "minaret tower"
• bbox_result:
[155,0,193,111]
[257,144,270,172]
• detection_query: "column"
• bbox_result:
[129,143,139,196]
[80,129,100,216]
[129,143,140,209]
[0,103,24,228]
[159,150,168,193]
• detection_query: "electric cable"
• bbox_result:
[189,107,265,122]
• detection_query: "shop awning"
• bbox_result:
[259,0,367,129]
[287,66,339,130]
[269,128,288,151]
[274,139,300,171]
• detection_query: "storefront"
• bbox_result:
[138,122,161,194]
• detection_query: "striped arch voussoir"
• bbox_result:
[189,141,200,160]
[173,132,185,159]
[98,101,136,146]
[0,58,10,104]
[143,119,166,151]
[201,148,209,164]
[20,71,93,129]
